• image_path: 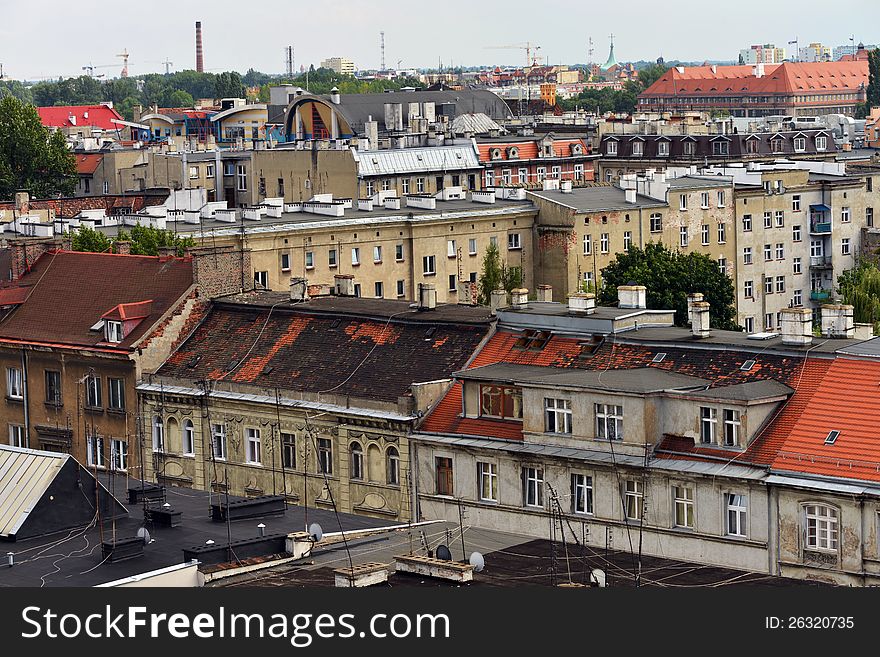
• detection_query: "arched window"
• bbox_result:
[490,148,502,161]
[350,442,364,480]
[387,447,400,485]
[183,420,195,455]
[152,416,164,452]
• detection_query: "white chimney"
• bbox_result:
[289,277,309,302]
[418,283,437,310]
[490,289,507,315]
[821,304,855,338]
[510,288,529,309]
[334,274,355,297]
[536,284,553,302]
[617,285,646,309]
[780,307,813,346]
[690,301,711,338]
[330,87,341,105]
[568,292,596,314]
[624,188,637,204]
[753,63,765,78]
[560,180,573,193]
[457,280,478,306]
[686,292,704,325]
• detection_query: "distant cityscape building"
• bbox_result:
[834,43,876,60]
[320,57,356,75]
[739,44,787,65]
[798,42,832,62]
[600,35,617,72]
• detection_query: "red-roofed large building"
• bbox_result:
[413,288,880,585]
[0,240,244,475]
[37,103,124,137]
[637,61,869,117]
[477,134,596,188]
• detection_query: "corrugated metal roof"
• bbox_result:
[355,145,481,177]
[450,113,503,136]
[0,445,68,538]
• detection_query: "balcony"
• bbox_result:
[810,255,833,269]
[810,222,831,235]
[810,289,832,302]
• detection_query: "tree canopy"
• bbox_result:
[838,261,880,332]
[477,241,523,305]
[559,63,668,115]
[597,242,740,330]
[0,95,77,201]
[72,224,195,257]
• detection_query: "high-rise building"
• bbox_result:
[739,44,786,65]
[320,57,356,75]
[798,42,832,62]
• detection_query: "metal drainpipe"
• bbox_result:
[21,349,31,448]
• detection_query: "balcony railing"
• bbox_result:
[810,255,833,268]
[810,289,831,302]
[810,222,831,234]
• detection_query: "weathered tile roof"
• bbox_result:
[0,251,193,350]
[158,304,490,402]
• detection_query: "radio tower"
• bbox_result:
[380,31,386,71]
[285,45,294,78]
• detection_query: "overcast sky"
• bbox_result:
[3,0,875,80]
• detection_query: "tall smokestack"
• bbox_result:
[195,21,204,73]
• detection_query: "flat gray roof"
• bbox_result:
[527,186,666,213]
[682,379,794,401]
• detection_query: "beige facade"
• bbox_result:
[78,151,184,196]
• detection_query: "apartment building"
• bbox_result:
[138,293,494,520]
[528,173,736,302]
[477,134,597,188]
[320,57,356,75]
[75,150,184,196]
[355,144,485,198]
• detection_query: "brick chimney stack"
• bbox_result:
[195,22,204,73]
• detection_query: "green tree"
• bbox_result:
[0,96,77,200]
[71,226,113,253]
[597,242,740,330]
[117,225,195,256]
[214,71,245,99]
[163,89,194,108]
[477,242,523,305]
[838,261,880,332]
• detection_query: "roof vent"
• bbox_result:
[824,430,840,445]
[740,359,756,371]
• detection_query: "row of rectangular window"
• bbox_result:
[6,368,123,410]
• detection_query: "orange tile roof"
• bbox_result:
[75,153,104,175]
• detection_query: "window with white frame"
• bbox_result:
[792,195,801,212]
[700,192,710,209]
[246,428,262,464]
[508,233,521,250]
[776,243,785,260]
[763,212,772,229]
[280,432,296,469]
[701,224,710,245]
[485,171,495,187]
[281,253,291,271]
[742,214,752,232]
[574,164,585,180]
[744,280,753,298]
[536,167,546,181]
[152,415,164,452]
[328,249,337,267]
[793,289,803,305]
[679,226,688,247]
[376,281,385,298]
[571,473,593,514]
[111,439,128,471]
[6,367,22,399]
[815,135,827,151]
[776,276,786,293]
[350,442,364,480]
[416,177,425,193]
[304,251,314,269]
[673,485,694,528]
[478,462,498,502]
[365,181,375,196]
[423,255,436,275]
[623,231,632,251]
[236,165,247,191]
[523,466,544,508]
[8,424,26,448]
[582,234,592,255]
[657,141,669,157]
[106,377,124,411]
[743,247,752,265]
[396,280,405,297]
[545,398,572,434]
[744,317,754,333]
[650,213,662,232]
[105,320,123,343]
[679,194,688,211]
[86,374,101,408]
[700,407,717,443]
[387,446,400,485]
[607,140,618,156]
[718,257,727,275]
[841,207,850,223]
[373,245,382,263]
[624,479,643,520]
[842,238,851,255]
[351,247,360,266]
[775,210,784,227]
[395,243,404,261]
[764,244,773,261]
[717,190,726,207]
[87,435,104,468]
[211,423,226,460]
[550,166,561,179]
[793,136,806,152]
[632,141,643,156]
[401,178,410,194]
[723,409,740,447]
[792,224,802,242]
[595,403,623,440]
[468,238,477,255]
[726,493,747,537]
[318,438,333,474]
[717,222,726,244]
[804,504,838,551]
[600,233,609,253]
[182,420,194,455]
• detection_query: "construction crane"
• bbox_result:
[82,63,117,78]
[143,59,174,75]
[117,49,129,78]
[485,42,542,68]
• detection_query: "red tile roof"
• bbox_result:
[767,358,880,483]
[641,61,868,97]
[37,105,124,131]
[158,305,489,403]
[0,251,193,351]
[75,154,104,175]
[102,300,153,321]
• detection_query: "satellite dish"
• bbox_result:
[436,544,452,561]
[137,527,151,544]
[590,568,606,588]
[469,551,485,572]
[308,523,323,542]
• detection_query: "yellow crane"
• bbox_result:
[117,49,129,78]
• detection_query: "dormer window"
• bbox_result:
[490,148,502,161]
[507,146,520,159]
[105,320,123,343]
[480,385,523,419]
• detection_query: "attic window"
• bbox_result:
[225,359,240,372]
[652,352,667,363]
[425,327,437,339]
[578,335,604,358]
[186,355,201,369]
[262,365,274,375]
[105,320,123,343]
[330,319,342,329]
[824,430,840,445]
[740,359,756,371]
[514,329,551,351]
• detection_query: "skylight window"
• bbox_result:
[740,360,756,371]
[824,430,840,445]
[514,329,551,351]
[652,352,667,363]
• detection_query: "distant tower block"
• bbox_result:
[196,21,204,73]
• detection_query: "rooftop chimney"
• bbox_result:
[624,188,637,204]
[821,304,855,338]
[490,289,507,315]
[617,284,646,309]
[457,280,478,306]
[418,283,437,310]
[690,301,711,339]
[289,277,309,302]
[510,288,529,309]
[330,87,341,105]
[334,274,355,297]
[195,22,204,73]
[686,292,704,326]
[536,284,553,302]
[568,292,596,314]
[780,307,812,346]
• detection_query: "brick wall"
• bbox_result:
[0,192,167,218]
[7,237,71,281]
[190,245,252,298]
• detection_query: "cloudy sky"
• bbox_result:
[3,0,875,80]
